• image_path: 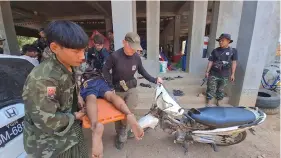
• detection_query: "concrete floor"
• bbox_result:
[84,115,280,158]
[84,71,280,158]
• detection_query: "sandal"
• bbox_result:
[173,90,184,96]
[140,83,152,88]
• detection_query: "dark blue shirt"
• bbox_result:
[87,47,109,71]
[208,47,238,77]
[102,48,156,88]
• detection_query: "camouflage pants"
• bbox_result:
[206,75,228,101]
[57,122,88,158]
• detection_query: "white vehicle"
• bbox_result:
[134,84,267,153]
[0,55,35,158]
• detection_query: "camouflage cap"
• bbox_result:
[124,32,142,51]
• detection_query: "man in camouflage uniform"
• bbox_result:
[40,46,52,62]
[22,20,99,158]
[205,33,238,106]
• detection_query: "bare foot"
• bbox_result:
[127,114,144,140]
[92,123,104,158]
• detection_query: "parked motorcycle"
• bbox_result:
[132,84,266,153]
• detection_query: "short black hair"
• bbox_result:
[93,35,104,44]
[22,44,38,54]
[45,20,89,49]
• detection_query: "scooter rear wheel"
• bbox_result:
[216,131,247,146]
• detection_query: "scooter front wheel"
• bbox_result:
[216,131,247,146]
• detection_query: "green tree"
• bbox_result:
[17,36,37,49]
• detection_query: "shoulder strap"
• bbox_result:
[227,47,233,62]
[214,48,223,61]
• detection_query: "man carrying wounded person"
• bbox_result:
[80,48,144,157]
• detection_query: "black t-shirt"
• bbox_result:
[87,47,109,71]
[208,47,238,77]
[102,48,156,88]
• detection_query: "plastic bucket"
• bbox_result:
[159,61,168,73]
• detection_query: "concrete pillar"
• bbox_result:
[0,1,20,55]
[111,0,136,50]
[173,15,181,55]
[146,0,160,76]
[132,1,137,33]
[186,1,208,74]
[207,1,243,56]
[105,18,112,33]
[229,1,280,107]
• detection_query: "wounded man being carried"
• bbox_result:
[79,35,144,158]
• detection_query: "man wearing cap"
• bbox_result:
[102,32,163,149]
[205,33,238,106]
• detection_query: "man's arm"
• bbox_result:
[206,61,213,73]
[102,54,114,88]
[137,57,157,83]
[231,61,237,76]
[101,48,110,64]
[22,79,75,136]
[86,49,93,65]
[205,50,215,76]
[231,48,238,76]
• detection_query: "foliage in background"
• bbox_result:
[17,36,37,50]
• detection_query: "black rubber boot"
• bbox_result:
[115,136,125,150]
[115,125,127,150]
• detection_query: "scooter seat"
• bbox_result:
[189,107,256,128]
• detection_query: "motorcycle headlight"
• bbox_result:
[156,96,173,110]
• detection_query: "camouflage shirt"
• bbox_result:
[22,54,81,158]
[41,47,52,63]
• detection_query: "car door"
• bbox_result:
[0,56,34,158]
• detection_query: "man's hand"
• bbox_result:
[156,77,163,84]
[78,95,85,109]
[74,110,86,120]
[205,72,210,78]
[230,74,235,82]
[126,114,144,140]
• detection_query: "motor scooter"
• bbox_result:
[133,84,266,153]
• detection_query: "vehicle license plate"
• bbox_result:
[0,117,24,148]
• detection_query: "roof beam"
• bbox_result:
[48,15,105,21]
[86,1,110,17]
[45,12,178,21]
[137,12,178,17]
[12,7,46,21]
[161,1,189,39]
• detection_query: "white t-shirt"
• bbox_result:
[0,54,39,66]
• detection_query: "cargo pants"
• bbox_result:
[115,88,138,142]
[206,75,228,101]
